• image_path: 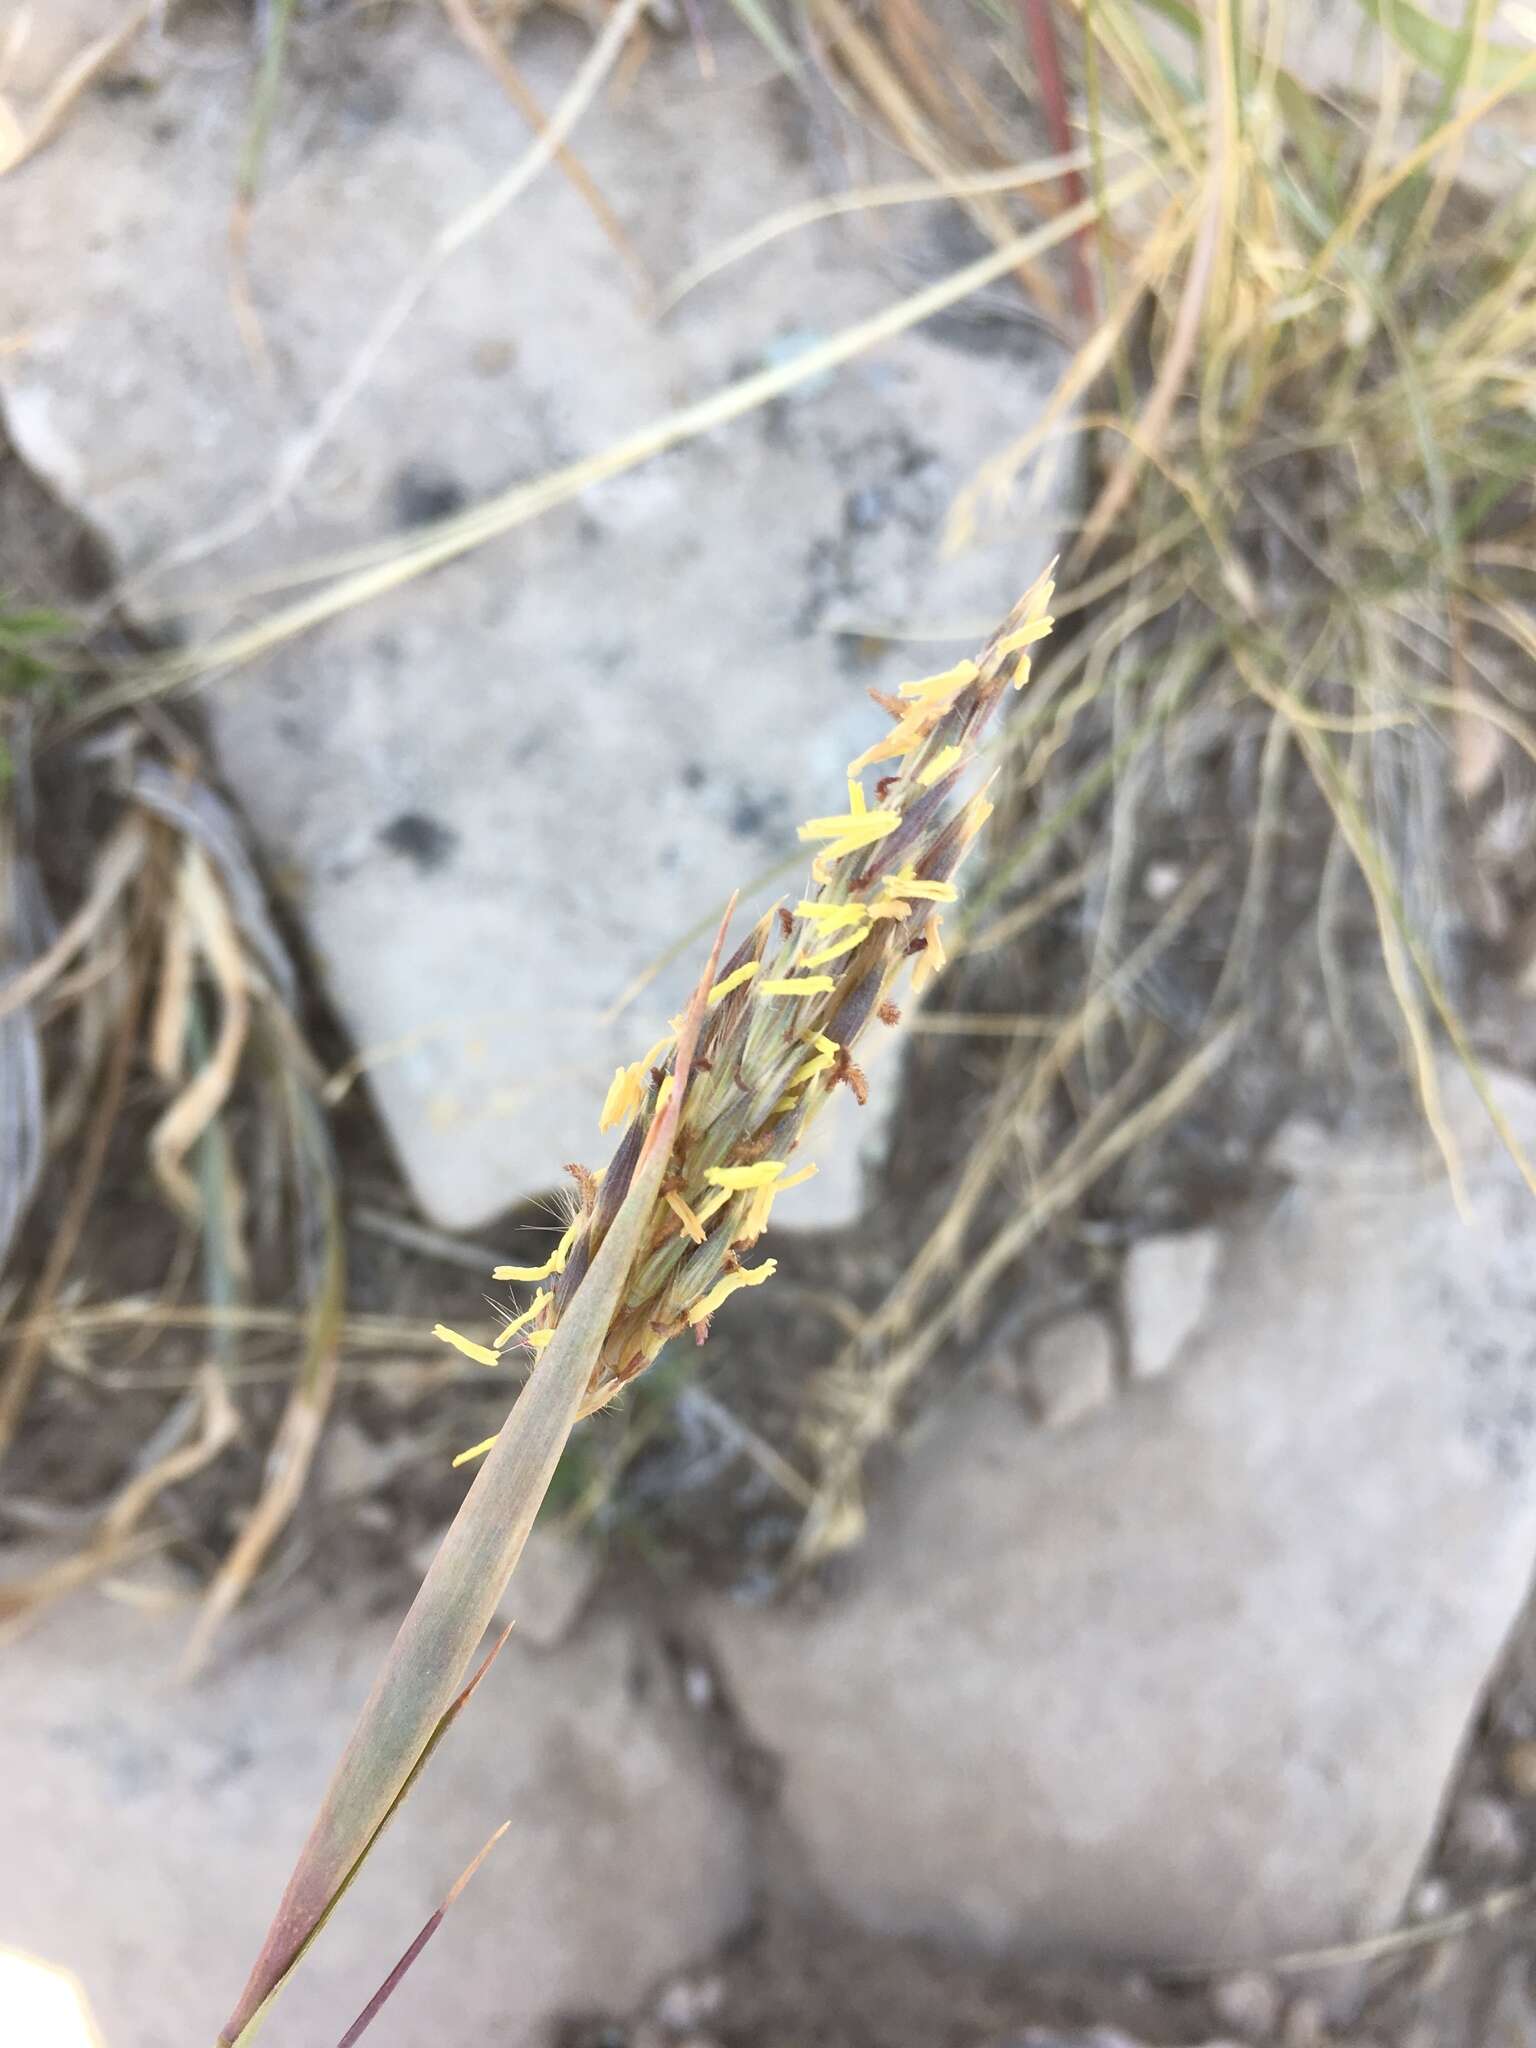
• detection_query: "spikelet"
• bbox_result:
[438,568,1056,1453]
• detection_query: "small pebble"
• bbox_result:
[1143,859,1183,901]
[655,1976,724,2031]
[683,1662,715,1711]
[1020,1313,1116,1429]
[1446,1790,1524,1871]
[1210,1969,1282,2037]
[1123,1228,1222,1380]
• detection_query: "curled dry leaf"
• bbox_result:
[148,847,252,1219]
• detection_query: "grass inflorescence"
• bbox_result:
[433,570,1056,1457]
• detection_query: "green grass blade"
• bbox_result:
[719,0,802,73]
[226,1627,515,2048]
[1348,0,1535,89]
[217,910,732,2046]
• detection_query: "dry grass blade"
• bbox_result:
[0,0,159,177]
[1,981,250,1633]
[858,857,1223,1361]
[1068,11,1230,565]
[798,1015,1244,1565]
[0,1362,238,1636]
[217,906,731,2046]
[132,759,300,1008]
[657,147,1105,314]
[0,816,145,1021]
[260,0,650,519]
[439,0,650,296]
[1297,708,1536,1204]
[810,0,1063,317]
[1314,45,1536,276]
[182,1043,345,1676]
[0,939,145,1462]
[334,1821,511,2048]
[1159,1872,1536,1979]
[82,174,1145,724]
[227,0,296,379]
[149,848,252,1217]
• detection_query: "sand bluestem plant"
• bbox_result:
[219,569,1054,2046]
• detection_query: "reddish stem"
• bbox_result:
[1019,0,1096,331]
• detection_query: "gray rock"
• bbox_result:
[0,4,1070,1232]
[1487,1957,1536,2047]
[704,1061,1536,1964]
[1444,1790,1524,1873]
[1019,1312,1117,1428]
[1122,1227,1222,1379]
[0,1584,750,2046]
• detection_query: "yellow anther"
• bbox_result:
[997,616,1055,658]
[913,914,949,990]
[666,1189,708,1243]
[705,1161,786,1190]
[881,867,956,904]
[598,1064,635,1133]
[794,901,870,931]
[598,1035,673,1132]
[796,808,899,861]
[687,1258,778,1324]
[898,658,977,703]
[433,1324,500,1367]
[452,1434,499,1469]
[848,716,928,775]
[494,1214,580,1284]
[801,927,868,969]
[707,961,760,1007]
[493,1289,551,1351]
[759,975,836,996]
